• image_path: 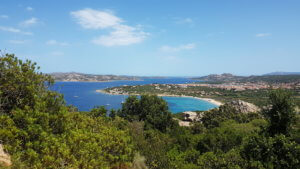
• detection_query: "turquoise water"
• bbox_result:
[163,96,217,113]
[51,78,218,113]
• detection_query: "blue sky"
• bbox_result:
[0,0,299,76]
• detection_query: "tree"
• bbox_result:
[89,105,107,117]
[119,95,177,132]
[118,96,141,121]
[201,104,260,129]
[0,53,61,115]
[264,89,296,136]
[109,108,117,119]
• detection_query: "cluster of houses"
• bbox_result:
[177,82,300,91]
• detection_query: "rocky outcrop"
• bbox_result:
[176,111,204,127]
[182,111,203,121]
[182,111,198,121]
[227,100,260,113]
[0,144,11,166]
[178,120,191,127]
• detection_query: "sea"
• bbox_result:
[50,78,218,113]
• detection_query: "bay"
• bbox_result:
[50,78,218,113]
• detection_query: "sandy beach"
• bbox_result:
[96,90,223,106]
[156,94,223,106]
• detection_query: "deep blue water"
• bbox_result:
[50,78,217,113]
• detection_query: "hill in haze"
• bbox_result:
[263,72,300,76]
[193,73,245,82]
[49,72,140,82]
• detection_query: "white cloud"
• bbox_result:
[0,15,8,19]
[71,8,122,29]
[0,26,32,35]
[174,17,194,24]
[256,33,272,37]
[71,8,148,46]
[160,43,196,52]
[92,25,148,46]
[26,6,33,11]
[20,17,38,27]
[8,40,28,44]
[46,40,70,46]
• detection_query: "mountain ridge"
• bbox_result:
[193,73,300,83]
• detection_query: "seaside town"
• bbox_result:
[178,82,300,91]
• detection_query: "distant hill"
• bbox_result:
[192,73,245,82]
[49,72,140,82]
[263,72,300,76]
[193,73,300,83]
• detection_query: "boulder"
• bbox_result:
[182,111,198,121]
[174,111,203,127]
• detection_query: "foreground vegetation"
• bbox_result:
[0,53,299,168]
[0,54,134,168]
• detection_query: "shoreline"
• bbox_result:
[96,89,223,106]
[156,94,223,106]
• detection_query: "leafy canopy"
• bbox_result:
[118,95,177,132]
[0,53,134,168]
[264,89,296,136]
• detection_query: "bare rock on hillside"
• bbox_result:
[0,144,11,166]
[182,111,198,121]
[182,111,203,121]
[227,100,260,113]
[176,111,204,127]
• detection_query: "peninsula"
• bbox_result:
[97,89,223,106]
[98,73,300,107]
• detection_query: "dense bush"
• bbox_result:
[0,54,134,168]
[241,134,300,168]
[201,104,262,129]
[120,89,299,169]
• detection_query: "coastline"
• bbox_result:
[157,94,223,106]
[96,89,223,106]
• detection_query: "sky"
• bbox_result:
[0,0,299,76]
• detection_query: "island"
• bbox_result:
[49,72,140,82]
